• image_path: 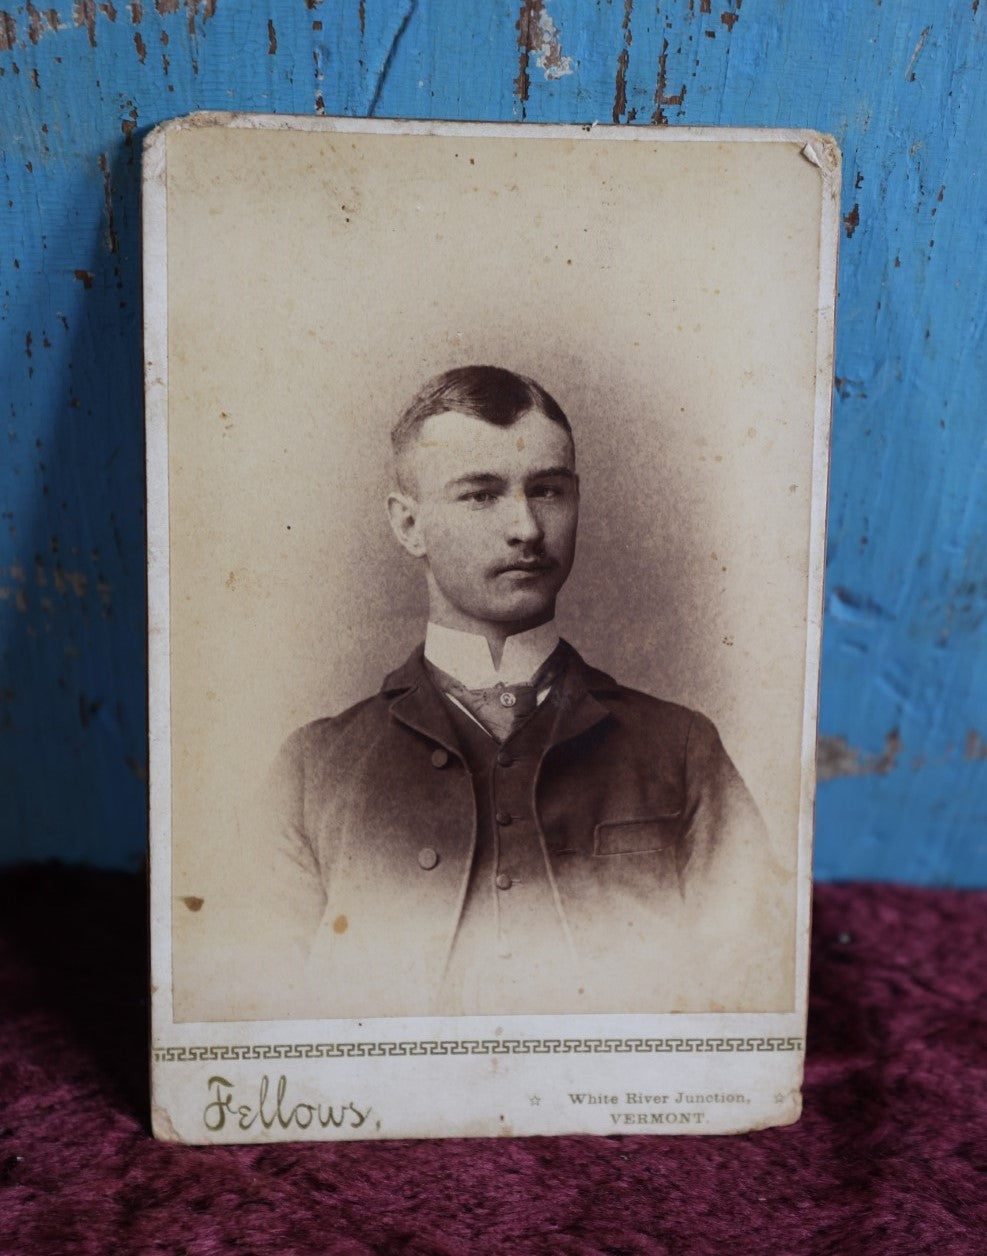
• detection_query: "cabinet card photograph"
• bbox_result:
[146,116,839,1143]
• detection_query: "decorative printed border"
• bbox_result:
[154,1036,804,1063]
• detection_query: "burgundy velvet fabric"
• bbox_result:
[0,868,984,1254]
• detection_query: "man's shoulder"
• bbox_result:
[607,678,707,724]
[280,691,393,757]
[565,644,719,750]
[601,682,722,760]
[277,646,429,761]
[568,650,754,807]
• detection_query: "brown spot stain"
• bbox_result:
[514,0,544,107]
[26,3,43,43]
[74,0,97,47]
[965,730,987,761]
[185,0,215,34]
[99,2,117,22]
[74,269,94,289]
[54,566,87,597]
[843,203,860,238]
[613,47,629,124]
[359,0,365,36]
[126,755,147,781]
[612,0,633,123]
[0,12,17,50]
[134,31,146,60]
[98,153,118,254]
[333,914,348,934]
[817,729,902,781]
[651,37,686,125]
[721,10,739,31]
[267,17,276,54]
[181,895,204,912]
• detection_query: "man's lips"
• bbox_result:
[493,559,555,575]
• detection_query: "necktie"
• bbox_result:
[443,678,540,742]
[426,646,565,742]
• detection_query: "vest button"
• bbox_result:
[496,750,513,767]
[498,691,517,708]
[418,847,439,870]
[495,811,513,826]
[430,748,449,768]
[495,873,512,891]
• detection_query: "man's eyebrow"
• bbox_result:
[444,472,506,490]
[443,467,576,491]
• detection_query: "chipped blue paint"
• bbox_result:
[1,1,985,882]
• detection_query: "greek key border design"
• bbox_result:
[154,1035,804,1063]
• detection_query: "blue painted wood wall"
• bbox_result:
[1,1,984,883]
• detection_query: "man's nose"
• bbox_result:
[505,492,544,544]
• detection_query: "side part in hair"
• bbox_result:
[390,365,571,461]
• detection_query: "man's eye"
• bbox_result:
[461,490,495,504]
[529,483,560,499]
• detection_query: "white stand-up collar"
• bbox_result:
[424,620,560,690]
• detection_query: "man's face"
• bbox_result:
[391,409,579,633]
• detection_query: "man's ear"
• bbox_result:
[387,491,427,558]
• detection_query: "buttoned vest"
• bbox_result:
[437,687,583,1014]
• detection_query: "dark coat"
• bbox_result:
[257,642,792,1018]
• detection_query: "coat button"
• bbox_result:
[496,750,513,767]
[498,691,517,708]
[495,811,513,826]
[430,748,449,768]
[418,847,439,870]
[495,873,512,891]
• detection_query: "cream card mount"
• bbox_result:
[145,114,839,1143]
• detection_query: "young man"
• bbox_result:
[261,366,791,1019]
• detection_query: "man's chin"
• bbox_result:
[480,592,557,626]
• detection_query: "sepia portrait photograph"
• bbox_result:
[146,116,837,1140]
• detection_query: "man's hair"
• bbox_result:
[390,365,572,462]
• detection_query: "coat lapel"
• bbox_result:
[546,640,619,747]
[381,646,465,757]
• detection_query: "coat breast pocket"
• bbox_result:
[593,814,684,857]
